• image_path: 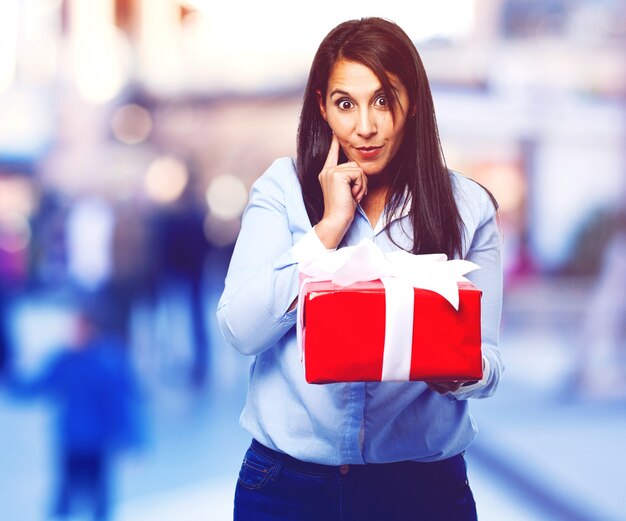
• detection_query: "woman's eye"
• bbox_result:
[375,96,388,107]
[337,99,354,110]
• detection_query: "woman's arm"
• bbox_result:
[450,204,504,400]
[218,138,368,356]
[4,359,60,399]
[216,160,329,356]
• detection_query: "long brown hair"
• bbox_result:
[296,17,465,257]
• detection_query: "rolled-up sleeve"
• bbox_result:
[216,161,329,356]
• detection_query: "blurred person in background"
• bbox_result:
[0,211,29,382]
[3,298,145,521]
[156,178,212,389]
[108,198,160,344]
[28,191,70,289]
[217,17,502,521]
[0,288,10,379]
[573,203,626,399]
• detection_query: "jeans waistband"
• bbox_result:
[250,439,465,479]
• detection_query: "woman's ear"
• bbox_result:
[316,89,328,122]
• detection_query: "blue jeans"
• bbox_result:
[234,440,477,521]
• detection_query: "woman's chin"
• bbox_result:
[362,161,389,177]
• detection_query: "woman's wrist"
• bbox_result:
[314,217,351,249]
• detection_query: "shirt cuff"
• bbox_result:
[450,355,490,397]
[292,227,336,266]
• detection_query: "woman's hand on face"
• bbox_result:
[315,134,368,249]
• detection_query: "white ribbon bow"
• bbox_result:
[297,238,480,381]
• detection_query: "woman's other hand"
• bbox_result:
[427,381,475,394]
[314,134,367,249]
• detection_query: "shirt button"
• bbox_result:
[339,465,350,475]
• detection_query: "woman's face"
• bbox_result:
[317,59,412,177]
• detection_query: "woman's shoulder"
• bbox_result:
[251,157,300,196]
[448,169,498,224]
[256,157,298,183]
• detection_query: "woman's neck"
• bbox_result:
[360,185,388,229]
[360,158,400,228]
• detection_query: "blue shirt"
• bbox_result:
[217,157,503,465]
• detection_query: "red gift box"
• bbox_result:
[300,279,482,384]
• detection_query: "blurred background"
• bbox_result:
[0,0,625,520]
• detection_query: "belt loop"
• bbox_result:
[270,456,283,481]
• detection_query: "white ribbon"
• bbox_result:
[297,238,480,381]
[380,276,415,381]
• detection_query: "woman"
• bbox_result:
[217,17,503,520]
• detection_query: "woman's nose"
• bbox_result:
[356,109,377,138]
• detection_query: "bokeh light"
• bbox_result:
[72,25,130,103]
[0,0,19,94]
[69,0,130,103]
[205,174,248,220]
[477,164,526,214]
[0,177,37,218]
[0,212,32,253]
[144,156,189,204]
[111,104,153,145]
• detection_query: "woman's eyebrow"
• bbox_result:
[329,87,388,98]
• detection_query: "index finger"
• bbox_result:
[323,133,340,169]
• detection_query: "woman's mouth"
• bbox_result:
[355,146,383,160]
